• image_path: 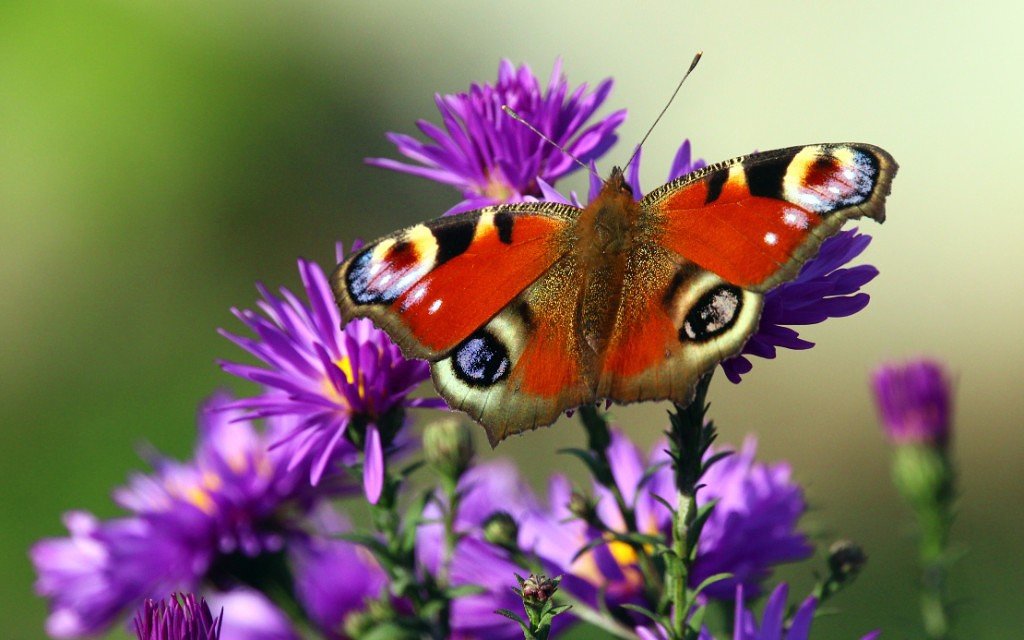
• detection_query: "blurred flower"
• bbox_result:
[415,461,578,640]
[220,243,444,502]
[133,593,222,640]
[114,392,338,558]
[367,59,626,214]
[32,393,335,639]
[525,430,811,603]
[203,589,299,640]
[290,514,386,640]
[32,513,201,638]
[722,228,879,383]
[871,359,953,448]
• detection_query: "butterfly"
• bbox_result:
[332,143,897,445]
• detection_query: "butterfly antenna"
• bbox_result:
[623,51,703,173]
[501,105,602,182]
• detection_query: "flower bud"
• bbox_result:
[483,511,519,552]
[519,574,560,604]
[827,540,867,584]
[423,418,475,480]
[871,359,953,449]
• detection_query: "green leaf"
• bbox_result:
[690,572,732,600]
[619,603,662,626]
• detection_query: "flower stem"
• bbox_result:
[665,374,716,639]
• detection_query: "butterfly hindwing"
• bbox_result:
[644,143,897,291]
[332,202,578,360]
[432,254,593,445]
[597,250,763,406]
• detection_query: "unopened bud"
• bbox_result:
[828,540,867,583]
[483,511,519,551]
[520,574,560,604]
[423,418,475,479]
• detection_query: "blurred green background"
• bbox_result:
[3,1,1022,638]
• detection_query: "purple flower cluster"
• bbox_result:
[414,429,811,636]
[369,59,625,214]
[31,392,385,639]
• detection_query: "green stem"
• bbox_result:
[671,489,696,636]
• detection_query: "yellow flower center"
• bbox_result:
[482,174,515,202]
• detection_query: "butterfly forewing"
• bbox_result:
[332,202,578,360]
[642,143,896,291]
[333,142,897,444]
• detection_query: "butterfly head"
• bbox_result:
[603,166,634,200]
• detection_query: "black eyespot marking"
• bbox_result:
[704,169,728,204]
[680,285,743,342]
[495,210,514,244]
[746,148,800,200]
[432,214,479,265]
[346,249,398,305]
[452,330,511,387]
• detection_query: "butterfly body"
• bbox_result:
[333,143,897,445]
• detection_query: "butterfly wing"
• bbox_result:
[644,143,897,290]
[431,253,594,445]
[332,202,578,360]
[597,143,896,406]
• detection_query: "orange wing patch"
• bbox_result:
[644,143,895,291]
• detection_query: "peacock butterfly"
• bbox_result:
[332,143,897,445]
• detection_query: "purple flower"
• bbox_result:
[133,593,222,640]
[524,429,811,603]
[219,243,444,502]
[415,462,555,640]
[203,590,300,640]
[31,512,202,638]
[114,393,333,559]
[290,512,386,639]
[32,394,327,638]
[367,59,625,214]
[636,584,881,639]
[871,359,953,448]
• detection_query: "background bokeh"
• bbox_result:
[3,1,1022,638]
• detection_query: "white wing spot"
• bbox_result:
[764,231,779,246]
[428,299,443,314]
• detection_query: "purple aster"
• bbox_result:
[31,512,202,638]
[871,359,953,448]
[203,589,300,640]
[32,393,325,639]
[219,242,445,503]
[367,59,626,214]
[415,461,565,640]
[522,429,811,603]
[114,392,336,559]
[290,511,386,639]
[133,593,222,640]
